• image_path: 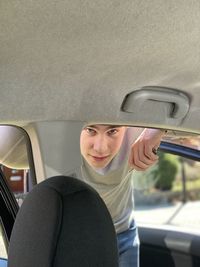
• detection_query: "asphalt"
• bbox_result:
[0,236,7,259]
[135,201,200,231]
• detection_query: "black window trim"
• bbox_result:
[159,141,200,161]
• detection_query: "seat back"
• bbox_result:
[8,176,118,267]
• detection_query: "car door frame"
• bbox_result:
[138,141,200,267]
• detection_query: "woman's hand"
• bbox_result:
[129,128,166,171]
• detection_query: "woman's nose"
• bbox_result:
[93,136,108,153]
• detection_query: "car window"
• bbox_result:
[1,166,29,207]
[0,125,35,265]
[0,126,35,206]
[134,132,200,234]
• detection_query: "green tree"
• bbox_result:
[133,164,158,191]
[154,152,179,191]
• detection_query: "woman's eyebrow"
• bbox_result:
[86,125,96,129]
[106,125,122,129]
[110,125,121,128]
[86,125,122,130]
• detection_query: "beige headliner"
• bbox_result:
[0,1,200,132]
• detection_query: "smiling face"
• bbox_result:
[80,125,126,169]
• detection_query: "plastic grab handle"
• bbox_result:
[122,87,190,119]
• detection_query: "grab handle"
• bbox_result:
[121,87,190,119]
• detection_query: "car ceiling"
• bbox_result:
[0,1,200,132]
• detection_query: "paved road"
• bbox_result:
[0,236,7,259]
[135,201,200,232]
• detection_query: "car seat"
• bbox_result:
[8,176,119,267]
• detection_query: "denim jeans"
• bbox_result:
[117,220,140,267]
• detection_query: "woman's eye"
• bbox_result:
[86,128,96,135]
[107,129,118,135]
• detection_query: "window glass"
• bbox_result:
[0,126,35,205]
[134,133,200,233]
[0,125,35,257]
[1,166,29,206]
[163,132,200,150]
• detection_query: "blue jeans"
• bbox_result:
[117,220,140,267]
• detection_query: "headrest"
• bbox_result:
[8,176,119,267]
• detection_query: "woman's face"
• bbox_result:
[80,125,126,169]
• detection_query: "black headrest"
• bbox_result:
[8,176,119,267]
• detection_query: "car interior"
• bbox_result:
[0,1,200,266]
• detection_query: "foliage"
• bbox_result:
[133,164,158,191]
[154,152,179,191]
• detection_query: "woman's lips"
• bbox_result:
[90,155,109,161]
